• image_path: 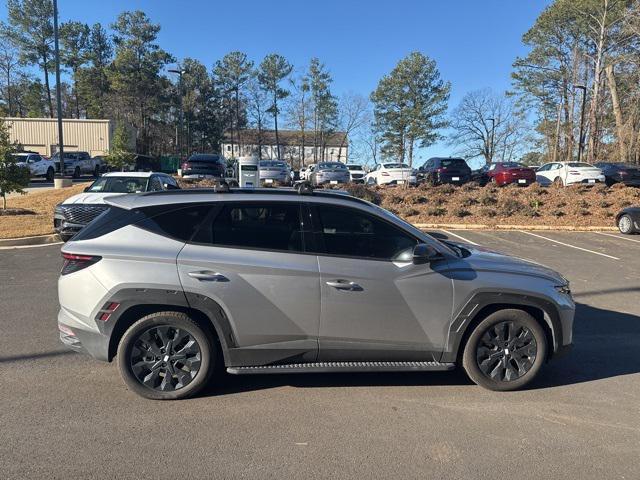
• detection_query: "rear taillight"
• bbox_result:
[61,252,101,275]
[181,162,189,170]
[436,167,447,172]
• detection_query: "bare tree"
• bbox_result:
[449,89,530,164]
[336,92,369,162]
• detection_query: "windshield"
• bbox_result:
[383,163,410,169]
[441,159,467,168]
[567,162,595,168]
[259,161,287,168]
[500,162,524,168]
[346,165,363,171]
[87,177,149,193]
[318,162,347,170]
[11,154,29,161]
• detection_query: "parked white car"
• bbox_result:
[346,164,367,183]
[536,161,605,186]
[12,152,56,181]
[365,162,417,186]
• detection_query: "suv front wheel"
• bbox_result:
[462,309,547,391]
[117,311,214,400]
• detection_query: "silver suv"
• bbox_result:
[58,186,574,399]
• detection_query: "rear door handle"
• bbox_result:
[326,279,362,291]
[188,271,229,282]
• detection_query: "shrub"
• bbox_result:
[599,200,612,208]
[414,195,429,204]
[480,194,498,206]
[343,184,382,205]
[500,198,524,216]
[426,207,447,216]
[438,184,455,194]
[619,200,632,207]
[461,181,480,191]
[556,201,567,208]
[453,207,472,218]
[552,210,566,217]
[461,196,479,207]
[579,209,591,216]
[404,208,420,217]
[479,208,497,217]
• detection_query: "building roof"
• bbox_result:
[222,129,347,148]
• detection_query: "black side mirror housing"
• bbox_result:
[412,243,443,265]
[164,183,179,190]
[83,186,90,192]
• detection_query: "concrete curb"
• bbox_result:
[414,223,618,232]
[0,234,62,247]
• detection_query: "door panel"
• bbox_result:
[318,256,454,361]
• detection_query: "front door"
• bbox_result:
[177,201,320,366]
[310,204,454,362]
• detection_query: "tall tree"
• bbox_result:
[109,10,173,154]
[0,22,24,116]
[213,51,253,158]
[6,0,55,117]
[76,23,112,118]
[305,58,338,162]
[59,21,89,118]
[247,77,270,160]
[337,92,369,162]
[449,89,530,163]
[258,53,293,160]
[371,52,450,166]
[285,74,311,166]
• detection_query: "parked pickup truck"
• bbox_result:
[12,152,56,181]
[51,151,103,178]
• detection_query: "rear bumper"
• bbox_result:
[436,173,470,184]
[58,308,110,361]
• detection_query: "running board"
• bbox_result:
[227,361,454,375]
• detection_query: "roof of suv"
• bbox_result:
[104,187,372,211]
[102,171,167,178]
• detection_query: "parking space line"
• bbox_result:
[439,229,479,245]
[595,232,640,245]
[0,242,63,250]
[518,231,620,260]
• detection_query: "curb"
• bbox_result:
[0,234,62,247]
[414,223,618,232]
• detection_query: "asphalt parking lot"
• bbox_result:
[1,230,639,479]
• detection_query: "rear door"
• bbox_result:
[177,201,320,365]
[309,204,454,362]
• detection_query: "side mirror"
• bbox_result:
[412,243,442,265]
[84,186,90,192]
[164,183,179,190]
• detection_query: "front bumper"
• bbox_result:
[53,213,84,238]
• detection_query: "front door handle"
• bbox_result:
[326,279,362,291]
[188,271,229,282]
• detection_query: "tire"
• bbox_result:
[117,311,215,400]
[46,167,54,182]
[73,167,80,179]
[553,177,563,187]
[618,214,635,234]
[462,309,547,391]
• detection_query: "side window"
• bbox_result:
[148,176,163,191]
[538,164,549,172]
[32,155,41,162]
[313,205,417,260]
[138,205,212,241]
[194,203,303,252]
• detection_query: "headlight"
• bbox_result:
[554,283,571,296]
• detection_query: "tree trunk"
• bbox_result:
[235,88,242,157]
[273,91,280,160]
[43,52,54,118]
[587,0,608,163]
[73,67,80,118]
[605,64,627,162]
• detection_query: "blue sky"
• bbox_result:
[1,0,551,164]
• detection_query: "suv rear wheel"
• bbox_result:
[462,309,547,391]
[117,311,214,400]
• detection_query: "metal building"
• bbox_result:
[2,117,118,157]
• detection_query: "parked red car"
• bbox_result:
[473,162,537,186]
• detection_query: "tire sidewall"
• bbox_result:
[618,214,633,234]
[462,309,548,391]
[117,313,214,400]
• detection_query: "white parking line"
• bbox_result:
[0,242,63,250]
[439,229,479,246]
[595,232,640,244]
[517,231,620,260]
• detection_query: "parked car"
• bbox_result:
[181,153,226,179]
[51,151,102,178]
[418,157,472,185]
[473,162,537,187]
[310,162,351,186]
[535,162,605,186]
[12,152,56,181]
[616,207,640,234]
[57,185,574,399]
[365,162,417,186]
[54,171,179,241]
[258,160,291,186]
[346,164,367,183]
[594,162,640,187]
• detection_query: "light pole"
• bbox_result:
[52,0,65,178]
[574,85,587,163]
[168,68,186,158]
[488,117,496,163]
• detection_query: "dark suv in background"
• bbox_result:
[418,157,472,185]
[181,154,226,179]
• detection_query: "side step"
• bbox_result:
[227,361,455,375]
